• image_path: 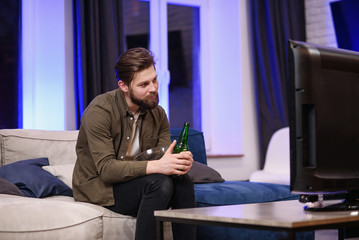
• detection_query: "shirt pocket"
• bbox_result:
[142,137,159,151]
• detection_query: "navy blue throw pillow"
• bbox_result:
[0,158,73,198]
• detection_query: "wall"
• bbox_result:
[206,0,259,181]
[305,0,337,47]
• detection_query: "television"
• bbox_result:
[288,39,359,211]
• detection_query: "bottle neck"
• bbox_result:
[173,123,190,153]
[178,126,189,144]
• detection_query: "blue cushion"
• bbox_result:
[170,128,207,165]
[194,181,299,207]
[197,225,314,240]
[0,158,73,198]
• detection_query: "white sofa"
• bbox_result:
[0,129,147,240]
[249,127,290,185]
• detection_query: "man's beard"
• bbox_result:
[129,89,159,110]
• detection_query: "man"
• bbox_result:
[72,47,195,240]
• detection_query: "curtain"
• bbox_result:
[250,0,306,168]
[0,0,21,129]
[73,0,125,128]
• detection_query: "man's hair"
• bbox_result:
[114,47,155,85]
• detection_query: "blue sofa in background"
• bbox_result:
[171,128,314,240]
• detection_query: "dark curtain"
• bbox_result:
[250,0,306,168]
[73,0,125,128]
[0,0,21,129]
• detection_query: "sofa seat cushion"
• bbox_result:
[194,181,299,207]
[47,195,137,240]
[0,194,103,240]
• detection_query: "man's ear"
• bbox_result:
[118,81,129,92]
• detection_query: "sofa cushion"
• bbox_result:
[170,129,207,165]
[196,224,314,240]
[188,162,225,183]
[0,177,24,196]
[0,129,78,166]
[0,194,103,240]
[0,158,73,198]
[47,196,137,240]
[43,164,75,188]
[194,181,299,207]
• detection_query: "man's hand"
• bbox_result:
[146,140,194,175]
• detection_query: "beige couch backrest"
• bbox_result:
[0,129,79,166]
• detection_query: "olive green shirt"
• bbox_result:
[72,89,171,206]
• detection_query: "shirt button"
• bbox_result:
[126,136,130,140]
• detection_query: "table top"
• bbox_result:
[154,200,359,229]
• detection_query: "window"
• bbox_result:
[125,0,243,155]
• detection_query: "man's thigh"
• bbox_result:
[107,174,172,215]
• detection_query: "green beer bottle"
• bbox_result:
[173,122,190,153]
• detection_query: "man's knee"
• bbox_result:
[145,174,174,199]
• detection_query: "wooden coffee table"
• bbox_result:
[155,200,359,240]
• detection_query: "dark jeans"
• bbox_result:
[106,173,196,240]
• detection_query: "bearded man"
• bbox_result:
[73,48,195,240]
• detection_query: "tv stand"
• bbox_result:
[300,192,359,211]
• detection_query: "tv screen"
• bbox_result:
[288,40,359,211]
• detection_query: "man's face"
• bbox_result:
[128,66,159,110]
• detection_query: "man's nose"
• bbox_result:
[149,82,158,92]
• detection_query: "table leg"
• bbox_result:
[338,228,344,240]
[156,219,164,240]
[288,230,296,240]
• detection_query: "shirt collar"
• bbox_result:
[115,89,148,118]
